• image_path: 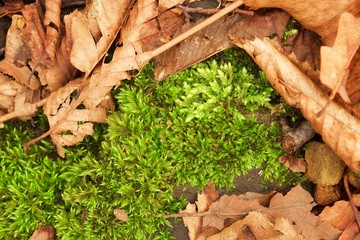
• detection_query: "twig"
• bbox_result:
[0,47,4,58]
[280,118,316,153]
[344,175,360,230]
[176,5,254,16]
[163,203,314,219]
[145,0,244,63]
[0,98,47,123]
[163,211,248,219]
[61,1,85,9]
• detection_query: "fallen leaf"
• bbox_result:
[243,0,360,45]
[279,155,306,173]
[203,194,265,230]
[207,211,279,240]
[320,12,360,102]
[319,200,354,231]
[30,223,55,240]
[264,185,341,239]
[232,36,360,171]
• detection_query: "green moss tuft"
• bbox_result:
[0,49,297,239]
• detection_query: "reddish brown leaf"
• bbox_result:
[319,200,354,231]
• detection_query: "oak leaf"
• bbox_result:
[264,185,341,239]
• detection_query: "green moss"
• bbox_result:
[0,49,297,239]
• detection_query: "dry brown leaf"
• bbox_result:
[243,0,360,45]
[264,185,341,239]
[229,9,289,40]
[21,4,52,66]
[320,12,360,103]
[242,191,276,207]
[0,72,26,121]
[319,200,354,231]
[182,203,202,240]
[43,65,119,157]
[30,223,55,240]
[279,155,306,173]
[159,0,184,11]
[70,0,131,74]
[181,183,220,240]
[0,0,24,17]
[25,0,134,155]
[284,30,321,72]
[155,14,241,80]
[339,215,360,240]
[232,36,360,171]
[155,9,289,81]
[207,211,280,240]
[69,11,98,74]
[203,194,265,230]
[44,0,61,61]
[273,217,304,240]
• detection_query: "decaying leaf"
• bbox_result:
[320,12,360,103]
[155,9,289,81]
[30,223,55,240]
[264,185,341,239]
[207,211,281,240]
[231,36,360,171]
[279,155,306,173]
[243,0,360,45]
[180,184,343,239]
[319,200,354,231]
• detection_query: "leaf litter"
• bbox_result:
[2,0,360,238]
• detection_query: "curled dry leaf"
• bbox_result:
[44,0,61,61]
[232,36,360,171]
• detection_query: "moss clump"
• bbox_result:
[0,49,295,239]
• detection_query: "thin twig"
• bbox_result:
[176,5,254,16]
[145,0,244,63]
[0,98,46,123]
[163,203,314,219]
[61,1,85,9]
[344,175,360,230]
